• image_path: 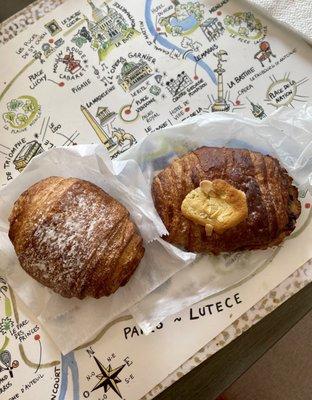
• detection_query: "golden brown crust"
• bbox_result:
[152,147,301,254]
[9,177,145,299]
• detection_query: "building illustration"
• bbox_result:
[96,106,117,125]
[83,0,138,61]
[58,52,82,74]
[85,0,127,44]
[166,71,192,97]
[13,140,44,172]
[201,17,225,42]
[44,19,62,36]
[247,99,267,119]
[117,60,153,92]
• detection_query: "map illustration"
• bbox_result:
[0,1,311,400]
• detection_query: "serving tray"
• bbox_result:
[0,1,311,399]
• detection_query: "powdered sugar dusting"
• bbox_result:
[23,181,120,295]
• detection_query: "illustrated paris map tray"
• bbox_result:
[0,1,312,399]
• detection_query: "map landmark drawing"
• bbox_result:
[212,50,230,112]
[83,0,139,62]
[1,1,312,400]
[0,350,19,378]
[247,98,267,119]
[80,105,118,155]
[81,106,136,157]
[13,140,44,172]
[201,17,225,42]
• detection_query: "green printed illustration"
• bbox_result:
[0,317,13,335]
[224,12,266,40]
[74,0,139,62]
[3,95,40,130]
[0,278,11,353]
[159,0,204,36]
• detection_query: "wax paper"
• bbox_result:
[127,106,312,332]
[0,145,195,353]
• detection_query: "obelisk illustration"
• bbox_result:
[80,105,117,154]
[212,50,230,112]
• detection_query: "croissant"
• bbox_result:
[9,177,145,299]
[152,147,301,254]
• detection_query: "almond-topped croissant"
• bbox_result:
[9,177,145,299]
[152,147,301,254]
[181,179,249,236]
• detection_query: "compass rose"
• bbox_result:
[91,356,126,398]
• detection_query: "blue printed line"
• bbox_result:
[59,352,79,400]
[144,0,217,85]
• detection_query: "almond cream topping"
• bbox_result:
[181,179,248,236]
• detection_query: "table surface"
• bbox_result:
[1,2,312,400]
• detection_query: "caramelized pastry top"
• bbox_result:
[152,147,301,254]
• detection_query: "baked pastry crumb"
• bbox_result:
[181,179,248,236]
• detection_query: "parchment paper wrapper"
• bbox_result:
[0,145,195,353]
[127,106,312,332]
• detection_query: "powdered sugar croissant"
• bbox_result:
[9,177,145,299]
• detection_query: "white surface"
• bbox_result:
[245,0,312,43]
